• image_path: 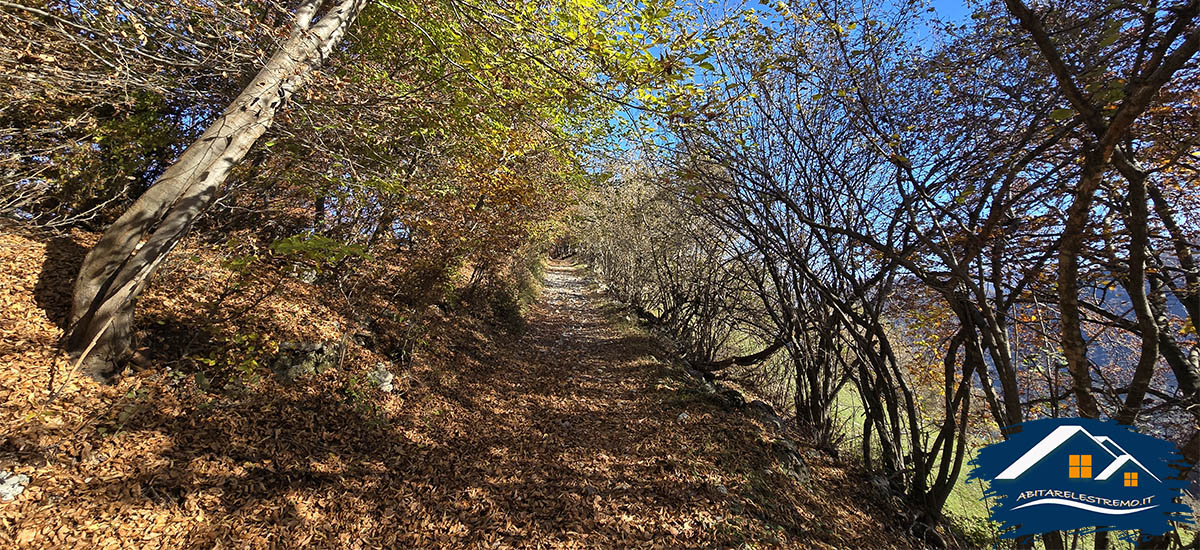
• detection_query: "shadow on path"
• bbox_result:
[4,260,912,549]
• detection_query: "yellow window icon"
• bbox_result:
[1124,472,1138,487]
[1069,454,1092,478]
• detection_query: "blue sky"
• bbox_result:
[929,0,970,21]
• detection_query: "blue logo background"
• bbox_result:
[968,417,1193,541]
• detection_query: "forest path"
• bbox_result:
[0,236,897,549]
[345,260,896,548]
[438,260,736,544]
[371,260,816,547]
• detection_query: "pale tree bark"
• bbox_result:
[65,0,370,379]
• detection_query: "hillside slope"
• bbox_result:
[1,230,918,548]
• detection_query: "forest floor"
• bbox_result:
[1,230,921,548]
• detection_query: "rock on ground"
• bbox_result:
[0,472,29,502]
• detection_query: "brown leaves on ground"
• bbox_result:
[0,228,917,549]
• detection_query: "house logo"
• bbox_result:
[968,418,1192,541]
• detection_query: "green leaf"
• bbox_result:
[1050,108,1075,121]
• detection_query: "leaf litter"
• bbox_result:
[0,228,919,548]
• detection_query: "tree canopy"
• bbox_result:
[2,0,1198,546]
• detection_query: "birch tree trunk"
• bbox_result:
[65,0,370,379]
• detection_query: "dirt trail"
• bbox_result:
[408,261,763,546]
[1,242,908,549]
[386,261,825,548]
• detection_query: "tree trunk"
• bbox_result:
[65,0,369,379]
[1115,166,1158,425]
[1057,156,1105,420]
[1001,0,1200,426]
